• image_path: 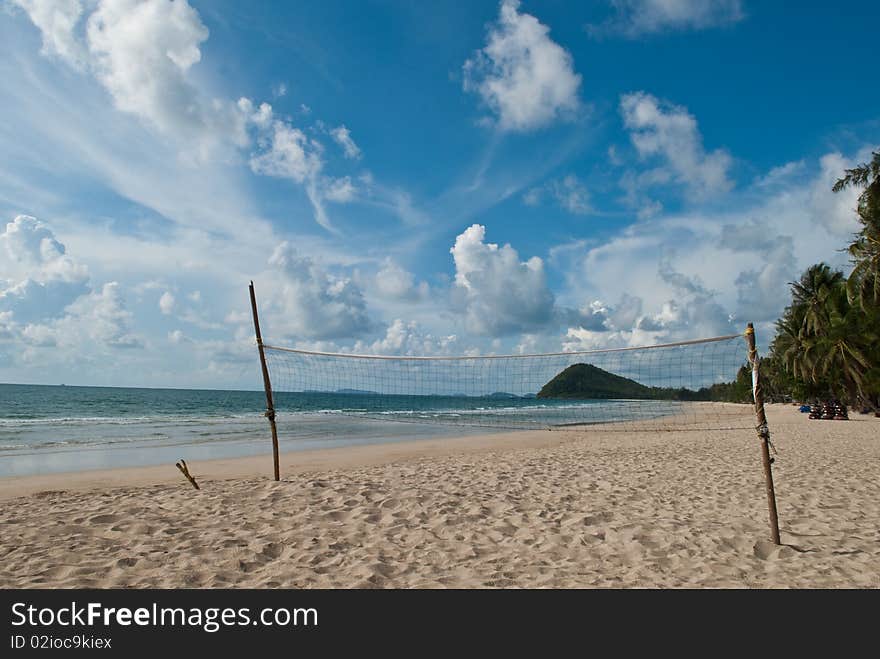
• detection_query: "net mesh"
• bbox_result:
[262,334,752,432]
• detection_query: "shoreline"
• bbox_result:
[2,403,877,588]
[0,427,569,501]
[0,401,748,498]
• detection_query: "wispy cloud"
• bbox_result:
[586,0,745,39]
[524,175,593,215]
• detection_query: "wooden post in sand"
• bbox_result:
[249,281,280,481]
[744,323,781,545]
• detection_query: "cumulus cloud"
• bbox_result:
[719,219,798,322]
[86,0,226,145]
[352,319,460,356]
[562,254,735,352]
[450,224,555,335]
[463,0,581,132]
[158,290,175,315]
[57,281,142,348]
[249,121,321,183]
[374,258,429,302]
[0,215,90,323]
[330,125,362,159]
[620,91,733,202]
[18,282,142,350]
[559,149,866,350]
[587,0,745,38]
[12,0,249,158]
[11,0,87,67]
[267,242,373,340]
[14,0,360,231]
[0,215,142,364]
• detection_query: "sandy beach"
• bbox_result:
[0,403,877,588]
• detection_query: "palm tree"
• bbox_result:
[845,226,880,312]
[772,264,869,401]
[833,150,880,409]
[810,300,871,401]
[788,263,845,336]
[763,153,880,410]
[773,311,811,383]
[833,151,880,311]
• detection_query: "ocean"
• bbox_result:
[0,383,679,477]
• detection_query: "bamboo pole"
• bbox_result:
[249,281,280,481]
[744,322,781,545]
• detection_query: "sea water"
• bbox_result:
[0,383,677,476]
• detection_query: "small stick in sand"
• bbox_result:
[175,459,200,490]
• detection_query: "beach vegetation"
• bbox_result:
[761,152,880,410]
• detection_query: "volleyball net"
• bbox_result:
[260,333,753,432]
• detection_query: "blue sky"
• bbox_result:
[1,0,878,389]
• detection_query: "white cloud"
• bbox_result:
[248,119,334,231]
[266,242,373,340]
[524,174,592,214]
[0,215,142,358]
[0,215,90,323]
[17,0,248,158]
[61,281,142,347]
[620,91,733,201]
[20,281,142,350]
[13,0,360,232]
[588,0,745,38]
[11,0,87,67]
[719,219,798,321]
[0,215,86,282]
[352,319,459,356]
[754,160,806,188]
[463,0,581,132]
[374,258,429,302]
[365,183,431,226]
[249,121,321,183]
[12,0,251,161]
[558,150,866,349]
[158,290,175,315]
[522,187,541,206]
[553,175,592,214]
[450,224,555,335]
[330,125,361,159]
[237,97,273,129]
[168,328,190,344]
[808,152,862,236]
[323,176,357,203]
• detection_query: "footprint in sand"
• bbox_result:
[260,542,284,560]
[323,510,352,522]
[753,539,797,561]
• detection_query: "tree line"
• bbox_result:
[754,151,880,410]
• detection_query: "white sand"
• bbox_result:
[1,403,877,588]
